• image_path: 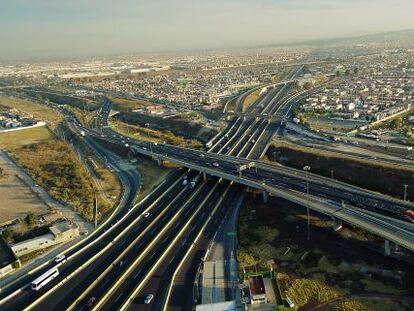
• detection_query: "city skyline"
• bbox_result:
[1,0,414,61]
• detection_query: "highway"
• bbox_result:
[0,125,141,303]
[4,64,413,311]
[64,67,306,309]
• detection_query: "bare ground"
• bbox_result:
[0,157,48,225]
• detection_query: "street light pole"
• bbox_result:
[303,165,311,241]
[92,186,98,229]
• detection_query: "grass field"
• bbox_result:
[0,96,63,128]
[242,89,260,112]
[0,126,55,150]
[110,120,202,149]
[108,96,154,112]
[133,155,173,202]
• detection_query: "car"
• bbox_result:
[55,254,67,264]
[144,294,154,304]
[213,162,219,167]
[87,297,97,307]
[199,153,205,158]
[143,212,150,218]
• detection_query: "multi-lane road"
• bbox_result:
[2,65,414,311]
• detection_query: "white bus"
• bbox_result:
[31,267,59,291]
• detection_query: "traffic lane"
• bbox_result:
[30,176,197,311]
[70,180,209,311]
[160,187,241,311]
[216,120,254,154]
[151,146,413,215]
[1,170,188,311]
[98,181,221,311]
[124,183,232,311]
[0,139,142,302]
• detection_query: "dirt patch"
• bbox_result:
[0,158,48,225]
[133,155,173,202]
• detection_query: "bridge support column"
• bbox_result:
[332,217,342,231]
[262,191,269,203]
[156,158,163,166]
[202,172,207,181]
[384,240,393,256]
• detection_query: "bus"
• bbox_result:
[31,267,59,291]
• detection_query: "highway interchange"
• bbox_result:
[1,65,414,310]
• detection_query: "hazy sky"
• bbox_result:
[1,0,414,61]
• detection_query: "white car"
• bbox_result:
[143,212,150,218]
[144,294,154,304]
[55,254,67,264]
[213,162,220,167]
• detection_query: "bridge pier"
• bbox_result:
[202,172,207,181]
[384,240,394,256]
[332,217,342,231]
[156,158,163,166]
[262,191,269,203]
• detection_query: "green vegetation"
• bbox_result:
[133,155,173,202]
[334,300,371,311]
[25,213,36,228]
[0,96,63,128]
[238,210,280,270]
[237,194,414,311]
[9,140,97,221]
[242,89,261,112]
[108,96,154,112]
[117,111,216,142]
[2,228,13,243]
[389,117,403,129]
[283,278,342,307]
[0,126,55,149]
[303,81,313,90]
[110,120,202,149]
[23,90,99,112]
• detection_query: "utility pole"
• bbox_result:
[303,165,311,241]
[404,184,408,201]
[93,187,98,229]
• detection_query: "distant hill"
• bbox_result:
[278,28,414,48]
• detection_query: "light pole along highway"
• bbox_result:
[0,67,303,311]
[4,65,413,311]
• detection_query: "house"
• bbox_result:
[10,221,79,257]
[248,275,267,304]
